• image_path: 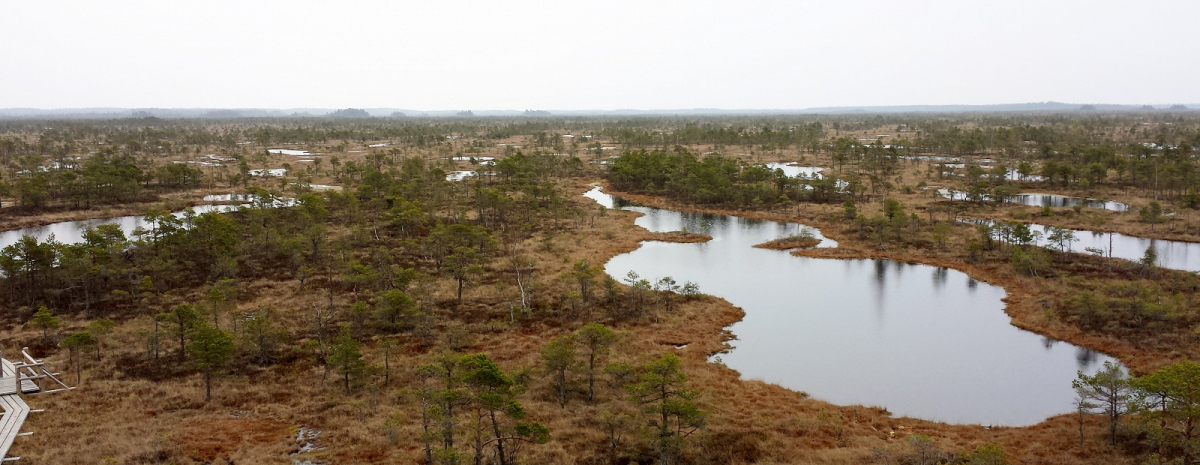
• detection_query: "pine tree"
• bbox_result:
[576,323,617,402]
[328,324,366,394]
[187,322,234,402]
[60,331,97,385]
[627,354,705,464]
[541,335,577,408]
[29,305,60,341]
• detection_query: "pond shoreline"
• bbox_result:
[592,184,1119,426]
[957,213,1200,245]
[0,203,177,233]
[597,182,1175,375]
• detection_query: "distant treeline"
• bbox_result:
[608,148,848,207]
[3,113,1198,155]
[4,114,1200,210]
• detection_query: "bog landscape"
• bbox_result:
[1,110,1199,464]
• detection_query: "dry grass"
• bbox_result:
[0,187,263,232]
[752,235,821,250]
[0,178,1147,464]
[645,231,713,244]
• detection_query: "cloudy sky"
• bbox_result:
[2,1,1197,110]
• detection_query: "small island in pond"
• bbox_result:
[647,230,713,243]
[753,231,821,250]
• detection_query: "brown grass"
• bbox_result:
[752,235,821,250]
[0,177,1141,464]
[646,231,713,243]
[0,187,254,232]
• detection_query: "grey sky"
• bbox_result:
[2,1,1197,110]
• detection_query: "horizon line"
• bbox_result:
[1,101,1197,118]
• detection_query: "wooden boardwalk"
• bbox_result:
[0,349,72,460]
[0,357,32,461]
[0,360,37,395]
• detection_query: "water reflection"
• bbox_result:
[1077,348,1101,367]
[587,187,1115,426]
[765,163,825,179]
[871,259,888,320]
[967,218,1200,272]
[939,189,1129,212]
[1011,193,1130,212]
[932,267,949,290]
[0,205,238,250]
[446,170,477,181]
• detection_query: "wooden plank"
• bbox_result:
[0,394,30,460]
[0,360,14,394]
[19,377,37,394]
[0,357,33,460]
[0,397,13,457]
[2,359,41,394]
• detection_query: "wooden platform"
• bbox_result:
[0,359,37,395]
[0,360,20,396]
[0,391,29,460]
[0,357,32,460]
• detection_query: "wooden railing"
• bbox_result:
[0,348,73,461]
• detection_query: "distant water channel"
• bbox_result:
[585,187,1114,426]
[963,218,1200,273]
[1008,193,1129,211]
[1048,227,1200,272]
[939,189,1130,212]
[765,162,825,178]
[0,204,237,250]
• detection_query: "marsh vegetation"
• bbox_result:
[2,111,1200,463]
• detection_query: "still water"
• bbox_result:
[1009,193,1130,212]
[585,187,1114,426]
[765,163,825,179]
[0,205,236,250]
[966,219,1200,272]
[447,171,477,181]
[267,149,313,156]
[939,189,1129,212]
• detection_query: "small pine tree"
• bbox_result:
[87,318,116,358]
[60,331,97,385]
[576,323,617,402]
[1141,244,1159,272]
[158,304,202,362]
[542,334,577,408]
[627,353,705,464]
[187,322,234,402]
[1074,361,1131,445]
[29,305,60,341]
[328,324,366,394]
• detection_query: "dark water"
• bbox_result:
[586,187,1114,426]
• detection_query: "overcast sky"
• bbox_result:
[2,1,1197,110]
